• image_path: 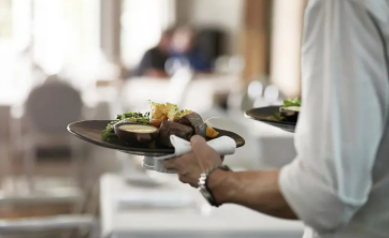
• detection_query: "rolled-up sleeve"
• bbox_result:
[279,0,389,234]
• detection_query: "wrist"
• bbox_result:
[207,169,235,205]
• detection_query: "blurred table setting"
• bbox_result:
[100,173,304,238]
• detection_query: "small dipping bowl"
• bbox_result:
[279,106,299,122]
[114,122,159,145]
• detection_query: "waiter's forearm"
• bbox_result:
[208,169,298,219]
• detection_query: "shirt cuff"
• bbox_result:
[279,159,358,234]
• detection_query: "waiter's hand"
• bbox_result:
[163,135,223,187]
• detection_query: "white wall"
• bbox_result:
[121,0,175,68]
[177,0,244,55]
[270,0,305,97]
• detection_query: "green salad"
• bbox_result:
[273,98,301,122]
[282,98,301,108]
[102,112,150,141]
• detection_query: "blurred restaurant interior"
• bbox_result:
[0,0,307,237]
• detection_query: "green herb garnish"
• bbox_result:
[123,117,150,124]
[282,98,301,107]
[176,109,192,118]
[115,112,144,120]
[273,112,285,121]
[102,112,151,142]
[102,119,119,141]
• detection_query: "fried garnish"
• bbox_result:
[166,103,180,121]
[149,101,168,120]
[205,124,219,138]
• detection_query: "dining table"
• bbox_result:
[100,173,304,238]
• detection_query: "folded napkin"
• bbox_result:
[143,135,236,173]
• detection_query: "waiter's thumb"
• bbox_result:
[191,135,216,159]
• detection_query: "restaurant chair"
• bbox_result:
[1,80,88,219]
[20,79,86,191]
[0,79,100,238]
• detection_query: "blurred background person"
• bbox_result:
[133,27,175,78]
[168,26,213,74]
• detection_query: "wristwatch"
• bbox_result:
[198,165,232,207]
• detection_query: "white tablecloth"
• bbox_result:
[100,174,304,238]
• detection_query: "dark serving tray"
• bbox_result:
[245,106,296,133]
[68,120,246,156]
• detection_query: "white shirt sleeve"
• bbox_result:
[279,0,389,234]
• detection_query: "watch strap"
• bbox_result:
[200,164,232,207]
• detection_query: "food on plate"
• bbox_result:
[166,103,180,121]
[282,98,301,108]
[175,112,206,136]
[102,112,150,141]
[158,121,194,147]
[149,102,168,127]
[114,123,159,145]
[175,109,193,119]
[206,125,219,138]
[174,112,219,138]
[102,101,219,146]
[116,112,144,120]
[119,124,158,133]
[149,102,185,127]
[279,98,301,122]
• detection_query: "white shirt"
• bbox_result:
[279,0,389,237]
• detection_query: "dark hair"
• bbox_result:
[162,26,176,37]
[162,25,197,37]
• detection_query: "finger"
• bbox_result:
[191,135,219,162]
[187,181,198,188]
[178,175,187,184]
[177,174,197,188]
[179,153,195,162]
[190,135,207,146]
[163,158,176,169]
[191,135,209,156]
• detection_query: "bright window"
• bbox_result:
[0,0,101,104]
[121,0,175,68]
[33,0,100,77]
